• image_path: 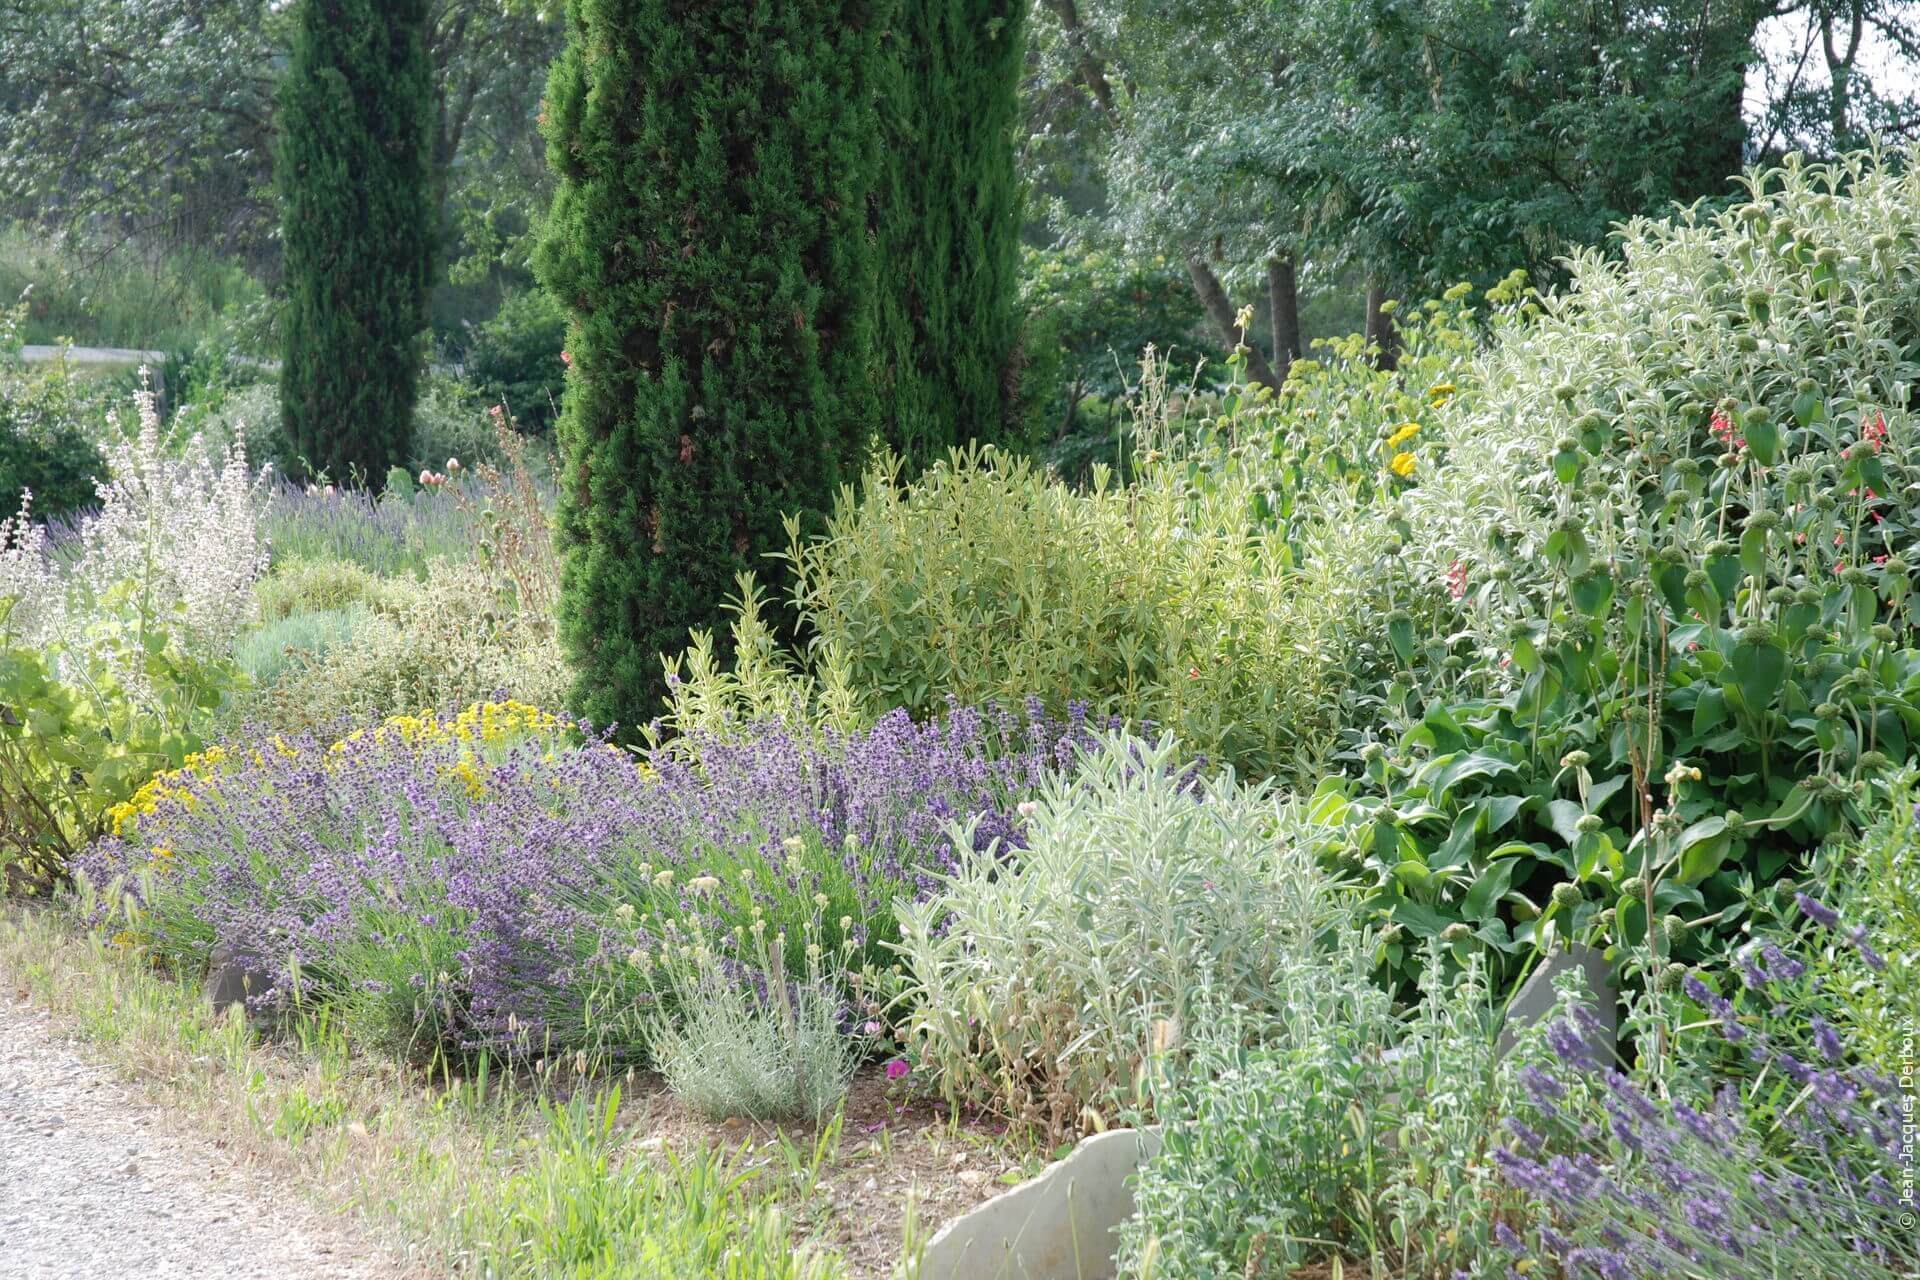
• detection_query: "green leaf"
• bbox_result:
[1739,524,1768,577]
[1743,413,1780,466]
[1569,570,1614,617]
[1420,750,1520,800]
[1692,686,1728,735]
[1706,554,1742,602]
[1392,860,1433,889]
[1390,900,1454,938]
[1730,640,1788,709]
[1674,816,1731,883]
[1545,798,1586,847]
[1388,614,1415,662]
[1484,793,1528,833]
[1461,859,1517,919]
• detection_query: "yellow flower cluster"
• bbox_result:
[333,699,571,801]
[332,698,566,755]
[106,745,232,837]
[111,702,572,837]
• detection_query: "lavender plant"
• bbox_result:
[1490,897,1917,1279]
[77,699,1086,1062]
[261,481,476,578]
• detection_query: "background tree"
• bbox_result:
[1024,0,1920,376]
[0,0,558,282]
[536,0,889,728]
[276,0,436,484]
[876,1,1033,457]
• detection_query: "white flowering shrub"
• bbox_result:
[0,375,267,881]
[4,375,269,670]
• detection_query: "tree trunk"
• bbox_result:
[1364,282,1398,373]
[1187,255,1280,391]
[1266,252,1301,381]
[1043,0,1120,125]
[1821,1,1864,148]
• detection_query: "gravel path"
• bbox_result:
[0,994,391,1279]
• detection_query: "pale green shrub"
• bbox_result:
[256,557,570,733]
[254,556,403,622]
[785,446,1383,780]
[232,604,372,687]
[646,959,856,1127]
[892,733,1353,1134]
[1122,946,1533,1279]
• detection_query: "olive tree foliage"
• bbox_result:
[0,0,558,278]
[1750,0,1920,156]
[1027,0,1920,375]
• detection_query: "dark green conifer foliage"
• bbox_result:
[877,1,1030,460]
[536,0,887,728]
[276,0,434,485]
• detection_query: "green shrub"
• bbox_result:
[463,285,567,434]
[0,299,108,520]
[0,408,102,522]
[892,733,1353,1134]
[254,556,402,623]
[252,557,569,735]
[410,371,516,473]
[1021,246,1205,482]
[1316,151,1920,994]
[784,442,1380,780]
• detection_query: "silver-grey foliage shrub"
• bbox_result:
[1408,148,1920,666]
[893,732,1355,1135]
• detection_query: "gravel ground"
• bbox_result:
[0,994,391,1279]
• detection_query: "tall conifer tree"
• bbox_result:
[877,1,1031,459]
[536,0,887,727]
[276,0,435,486]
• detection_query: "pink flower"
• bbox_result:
[418,468,432,486]
[1445,559,1469,601]
[561,350,573,367]
[884,1058,911,1081]
[863,1020,882,1036]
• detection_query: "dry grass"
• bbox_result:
[0,902,1027,1279]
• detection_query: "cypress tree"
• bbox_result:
[877,1,1030,460]
[276,0,434,486]
[536,0,887,728]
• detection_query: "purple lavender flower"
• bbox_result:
[77,699,1096,1057]
[1794,892,1840,928]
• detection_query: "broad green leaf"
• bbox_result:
[1730,641,1787,708]
[1460,859,1517,919]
